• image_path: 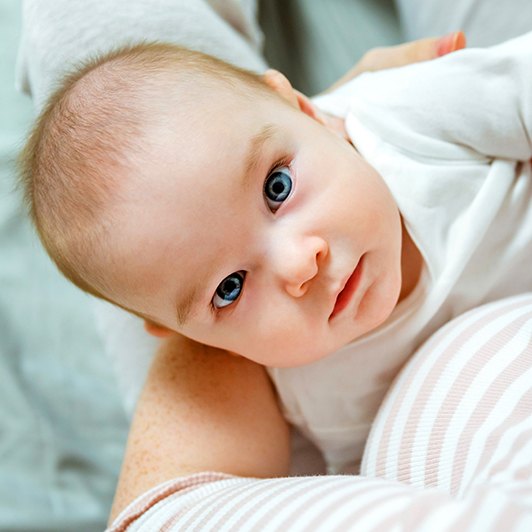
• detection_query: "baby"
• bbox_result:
[20,34,532,473]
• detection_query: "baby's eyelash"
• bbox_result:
[266,155,292,179]
[209,300,221,319]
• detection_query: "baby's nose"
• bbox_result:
[275,235,328,297]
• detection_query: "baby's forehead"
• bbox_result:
[73,58,283,187]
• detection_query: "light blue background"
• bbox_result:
[0,3,128,530]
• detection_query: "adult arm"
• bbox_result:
[109,334,291,522]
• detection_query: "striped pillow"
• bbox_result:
[362,292,532,496]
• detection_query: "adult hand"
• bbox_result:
[324,31,466,93]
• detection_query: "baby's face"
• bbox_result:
[111,84,403,367]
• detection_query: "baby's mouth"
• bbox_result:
[329,255,364,320]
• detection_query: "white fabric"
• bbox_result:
[17,0,266,112]
[267,33,532,474]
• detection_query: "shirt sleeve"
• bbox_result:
[106,471,532,531]
[317,31,532,162]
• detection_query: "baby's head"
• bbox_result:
[20,43,404,367]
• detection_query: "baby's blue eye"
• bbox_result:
[212,271,245,309]
[264,167,292,212]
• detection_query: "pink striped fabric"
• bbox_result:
[108,294,532,531]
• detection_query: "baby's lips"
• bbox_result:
[437,31,466,57]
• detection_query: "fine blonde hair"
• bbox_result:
[19,42,273,319]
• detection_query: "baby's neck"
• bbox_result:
[398,220,423,303]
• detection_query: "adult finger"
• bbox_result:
[324,31,466,93]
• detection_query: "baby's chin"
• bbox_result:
[233,312,396,369]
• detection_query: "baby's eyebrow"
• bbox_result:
[241,123,278,191]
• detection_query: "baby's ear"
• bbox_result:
[144,319,174,338]
[263,69,325,126]
[293,89,326,125]
[263,69,298,106]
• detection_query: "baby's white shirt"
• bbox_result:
[266,32,532,473]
